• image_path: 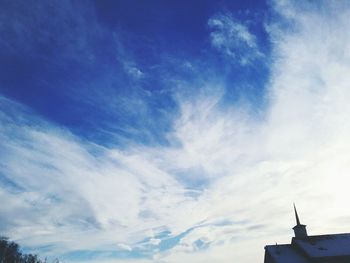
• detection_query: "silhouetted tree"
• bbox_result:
[0,237,60,263]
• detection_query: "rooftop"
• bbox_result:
[265,244,309,263]
[293,233,350,258]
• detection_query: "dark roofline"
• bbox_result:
[264,244,290,249]
[264,235,350,248]
[291,233,350,260]
[264,243,309,263]
[293,233,350,239]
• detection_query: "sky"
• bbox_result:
[2,0,350,262]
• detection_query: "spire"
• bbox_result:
[292,203,308,238]
[294,203,301,225]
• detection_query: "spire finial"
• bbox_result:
[294,203,301,225]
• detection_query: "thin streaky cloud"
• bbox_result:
[208,13,264,65]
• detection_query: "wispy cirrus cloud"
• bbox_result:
[208,13,264,65]
[2,94,254,261]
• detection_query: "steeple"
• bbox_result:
[292,204,308,238]
[294,203,301,225]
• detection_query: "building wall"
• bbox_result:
[263,250,276,263]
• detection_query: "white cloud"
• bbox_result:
[126,65,144,80]
[208,13,263,65]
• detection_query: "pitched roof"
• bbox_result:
[265,244,309,263]
[293,233,350,258]
[265,234,350,262]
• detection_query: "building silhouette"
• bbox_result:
[264,205,350,263]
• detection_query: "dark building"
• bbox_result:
[264,205,350,263]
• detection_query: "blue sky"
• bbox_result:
[0,0,269,146]
[2,0,350,262]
